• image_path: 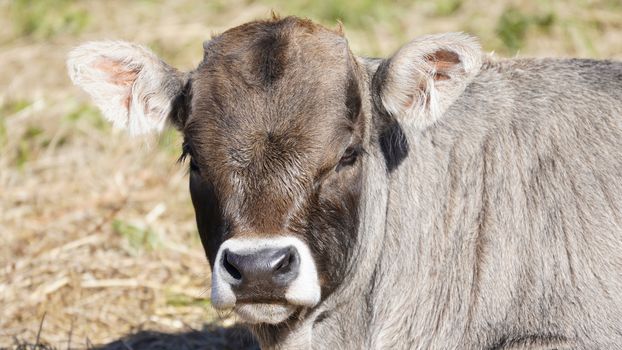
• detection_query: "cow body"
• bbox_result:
[67,17,622,349]
[266,58,622,350]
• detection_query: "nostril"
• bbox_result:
[223,251,242,280]
[221,246,300,288]
[273,247,299,275]
[274,251,291,271]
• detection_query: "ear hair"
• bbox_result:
[67,41,186,135]
[379,33,482,129]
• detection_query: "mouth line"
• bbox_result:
[232,295,290,305]
[233,303,298,324]
[211,294,320,310]
[211,298,296,310]
[235,302,296,307]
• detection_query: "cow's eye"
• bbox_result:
[336,145,362,171]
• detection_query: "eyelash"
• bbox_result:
[336,145,364,171]
[179,142,199,172]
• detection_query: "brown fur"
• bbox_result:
[184,18,366,301]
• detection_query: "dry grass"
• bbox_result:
[1,0,620,348]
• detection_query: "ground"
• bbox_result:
[1,0,621,349]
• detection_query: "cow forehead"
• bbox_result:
[191,18,351,115]
[184,18,359,233]
[186,20,355,162]
[188,17,354,139]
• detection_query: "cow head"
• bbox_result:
[67,16,481,326]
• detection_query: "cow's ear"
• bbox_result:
[374,33,482,129]
[67,41,188,135]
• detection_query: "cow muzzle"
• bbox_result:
[210,237,321,324]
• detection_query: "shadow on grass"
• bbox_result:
[91,324,259,350]
[9,324,258,350]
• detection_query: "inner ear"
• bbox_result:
[95,58,140,86]
[95,58,140,110]
[376,32,482,129]
[426,49,461,81]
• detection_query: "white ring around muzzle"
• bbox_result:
[210,236,321,309]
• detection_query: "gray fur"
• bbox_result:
[302,57,622,349]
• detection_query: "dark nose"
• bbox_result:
[221,246,300,290]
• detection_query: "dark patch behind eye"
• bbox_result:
[378,121,408,173]
[371,59,409,173]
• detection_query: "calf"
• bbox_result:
[68,16,622,349]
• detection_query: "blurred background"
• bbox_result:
[1,0,621,348]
